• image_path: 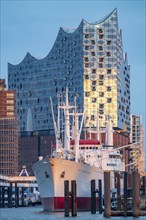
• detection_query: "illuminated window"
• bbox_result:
[85,75,89,79]
[92,98,97,103]
[99,104,104,109]
[99,80,103,85]
[92,86,96,91]
[85,92,90,97]
[99,92,104,97]
[107,86,111,91]
[92,81,96,86]
[91,115,95,121]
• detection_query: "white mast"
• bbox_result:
[105,116,113,146]
[59,87,74,151]
[50,97,62,152]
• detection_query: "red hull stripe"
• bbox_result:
[41,197,99,211]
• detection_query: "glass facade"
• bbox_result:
[8,9,130,133]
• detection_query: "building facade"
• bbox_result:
[8,9,130,134]
[0,79,18,176]
[130,115,145,174]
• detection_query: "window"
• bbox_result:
[99,110,104,114]
[92,69,96,74]
[85,46,89,50]
[84,57,89,62]
[91,51,95,56]
[91,40,95,44]
[85,34,89,38]
[85,75,89,79]
[99,75,104,80]
[107,98,112,103]
[107,69,111,74]
[85,63,89,68]
[85,92,90,97]
[99,64,103,68]
[91,115,95,121]
[99,80,103,85]
[99,57,104,62]
[99,104,104,109]
[98,28,103,34]
[99,35,103,39]
[92,98,97,103]
[106,51,111,57]
[92,81,96,85]
[107,40,111,45]
[107,86,111,91]
[92,86,96,91]
[98,46,103,51]
[99,92,104,97]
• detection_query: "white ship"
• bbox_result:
[32,89,125,211]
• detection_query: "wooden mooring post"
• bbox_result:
[104,171,111,218]
[8,183,12,208]
[123,172,128,217]
[90,179,102,214]
[132,170,140,217]
[91,179,96,214]
[64,180,77,217]
[15,182,19,208]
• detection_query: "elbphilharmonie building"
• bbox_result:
[8,8,130,133]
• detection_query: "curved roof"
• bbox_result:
[8,8,117,66]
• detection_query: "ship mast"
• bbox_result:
[59,87,74,151]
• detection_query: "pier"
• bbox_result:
[0,175,38,208]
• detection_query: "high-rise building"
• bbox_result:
[8,8,130,134]
[0,79,18,176]
[130,115,145,174]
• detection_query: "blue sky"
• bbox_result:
[0,0,145,165]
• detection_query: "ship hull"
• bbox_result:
[33,158,113,211]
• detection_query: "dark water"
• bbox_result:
[0,206,146,220]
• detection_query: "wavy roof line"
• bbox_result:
[8,8,117,66]
[83,8,117,25]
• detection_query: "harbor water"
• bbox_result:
[0,206,146,220]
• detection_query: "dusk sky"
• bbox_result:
[0,1,145,162]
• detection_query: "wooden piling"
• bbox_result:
[71,180,77,217]
[21,187,24,207]
[116,173,121,211]
[2,187,5,208]
[123,172,128,217]
[98,179,102,214]
[64,180,69,217]
[91,179,96,214]
[8,183,12,208]
[132,170,140,217]
[15,182,19,208]
[104,171,111,218]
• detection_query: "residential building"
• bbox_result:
[130,115,145,175]
[0,79,18,176]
